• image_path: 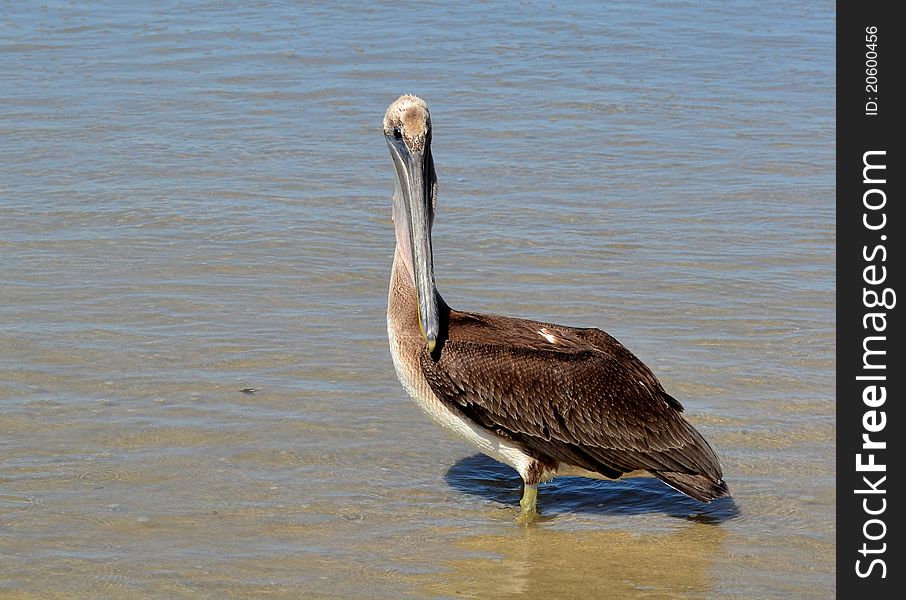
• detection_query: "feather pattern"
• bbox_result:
[418,307,729,501]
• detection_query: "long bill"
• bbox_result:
[387,137,439,352]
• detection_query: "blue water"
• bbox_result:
[2,1,835,598]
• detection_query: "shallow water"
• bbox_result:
[2,1,835,598]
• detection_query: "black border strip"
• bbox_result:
[837,1,902,596]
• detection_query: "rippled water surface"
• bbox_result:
[2,1,834,598]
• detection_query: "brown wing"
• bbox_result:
[420,309,728,501]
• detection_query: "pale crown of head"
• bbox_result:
[383,95,431,153]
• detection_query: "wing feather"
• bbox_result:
[420,310,727,498]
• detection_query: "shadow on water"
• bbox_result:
[445,453,739,523]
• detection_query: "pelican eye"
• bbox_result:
[393,127,402,141]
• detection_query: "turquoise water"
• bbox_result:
[2,1,834,598]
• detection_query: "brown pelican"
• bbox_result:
[383,95,729,522]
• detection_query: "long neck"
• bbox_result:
[390,246,416,299]
[388,247,422,342]
[388,244,448,342]
[387,145,445,349]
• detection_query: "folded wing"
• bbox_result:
[419,310,729,501]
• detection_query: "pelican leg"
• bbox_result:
[516,483,539,524]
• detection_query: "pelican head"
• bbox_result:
[384,95,439,352]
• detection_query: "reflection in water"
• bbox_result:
[446,454,739,522]
[419,519,728,599]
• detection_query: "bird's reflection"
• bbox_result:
[419,517,730,599]
[445,453,739,522]
[413,454,737,598]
